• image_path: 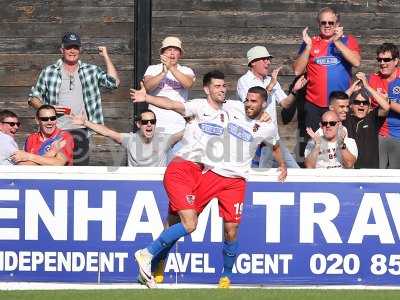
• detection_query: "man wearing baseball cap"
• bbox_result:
[28,32,120,165]
[237,45,307,168]
[143,36,196,162]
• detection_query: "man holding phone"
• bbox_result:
[28,32,120,165]
[293,7,361,133]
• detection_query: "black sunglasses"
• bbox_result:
[321,121,338,127]
[320,21,335,26]
[254,56,272,62]
[352,100,369,106]
[2,121,21,127]
[39,116,57,122]
[376,57,394,63]
[140,119,156,125]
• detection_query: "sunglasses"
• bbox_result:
[2,121,21,127]
[352,100,369,106]
[140,119,156,125]
[376,57,394,63]
[69,75,75,91]
[320,21,335,26]
[321,121,338,127]
[39,116,57,122]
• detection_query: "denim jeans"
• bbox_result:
[259,142,299,168]
[166,140,183,164]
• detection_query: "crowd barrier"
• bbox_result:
[0,166,399,285]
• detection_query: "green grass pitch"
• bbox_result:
[1,289,400,300]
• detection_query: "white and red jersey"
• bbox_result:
[209,100,278,179]
[176,98,228,165]
[177,99,277,179]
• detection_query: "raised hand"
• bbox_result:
[347,79,362,96]
[332,26,344,42]
[271,66,282,80]
[130,81,147,102]
[337,124,347,143]
[306,127,321,145]
[98,46,109,58]
[69,111,86,126]
[268,66,282,89]
[302,27,312,47]
[292,75,307,93]
[355,72,368,87]
[160,54,173,70]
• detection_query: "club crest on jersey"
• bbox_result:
[228,123,253,142]
[186,194,195,205]
[393,86,400,95]
[315,56,340,66]
[198,123,224,136]
[253,123,260,132]
[38,135,62,156]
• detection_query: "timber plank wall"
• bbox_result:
[1,0,134,166]
[1,0,400,165]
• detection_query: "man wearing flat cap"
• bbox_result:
[28,32,120,165]
[237,45,306,168]
[143,36,196,161]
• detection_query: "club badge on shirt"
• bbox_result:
[253,123,260,132]
[186,194,196,205]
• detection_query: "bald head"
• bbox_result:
[321,110,339,122]
[320,111,340,141]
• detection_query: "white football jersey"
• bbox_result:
[208,100,278,179]
[176,98,228,165]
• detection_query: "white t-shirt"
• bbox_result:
[236,70,287,139]
[304,136,358,169]
[176,98,228,165]
[120,131,172,167]
[0,132,18,165]
[209,100,277,179]
[145,63,195,134]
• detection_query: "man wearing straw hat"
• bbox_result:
[143,36,196,161]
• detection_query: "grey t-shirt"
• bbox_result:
[57,68,86,130]
[120,131,173,167]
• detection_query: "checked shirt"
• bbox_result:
[29,59,118,124]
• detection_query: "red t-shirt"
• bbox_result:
[369,68,400,139]
[24,128,74,165]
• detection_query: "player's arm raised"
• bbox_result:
[130,82,185,115]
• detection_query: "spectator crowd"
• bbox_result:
[1,7,399,170]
